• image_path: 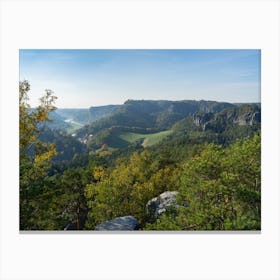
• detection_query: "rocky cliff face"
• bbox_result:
[193,104,261,132]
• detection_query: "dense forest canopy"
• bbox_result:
[19,81,261,231]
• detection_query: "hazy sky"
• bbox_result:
[19,49,261,108]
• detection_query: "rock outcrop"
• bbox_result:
[146,191,181,222]
[95,216,139,231]
[194,112,214,127]
[193,104,261,132]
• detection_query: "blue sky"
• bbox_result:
[19,49,260,108]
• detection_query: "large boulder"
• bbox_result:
[146,191,181,221]
[95,216,139,231]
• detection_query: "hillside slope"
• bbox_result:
[76,100,235,139]
[75,101,260,152]
[56,105,121,126]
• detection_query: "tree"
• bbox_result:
[19,80,58,229]
[85,149,180,229]
[145,134,261,230]
[59,168,89,230]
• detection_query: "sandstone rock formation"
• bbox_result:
[146,191,180,221]
[95,216,139,231]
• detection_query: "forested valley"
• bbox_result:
[20,80,261,231]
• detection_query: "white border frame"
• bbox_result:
[1,1,280,279]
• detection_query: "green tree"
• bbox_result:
[20,80,58,229]
[145,134,261,230]
[59,168,90,230]
[85,150,178,229]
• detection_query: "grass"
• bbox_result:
[141,130,172,147]
[118,132,145,143]
[117,130,172,148]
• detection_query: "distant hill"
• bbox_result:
[72,99,261,151]
[42,111,72,131]
[56,108,90,125]
[45,106,121,133]
[193,104,261,132]
[76,100,235,139]
[82,103,260,151]
[89,105,121,122]
[168,103,261,148]
[56,105,121,125]
[45,100,261,151]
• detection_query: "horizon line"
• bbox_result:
[53,99,261,110]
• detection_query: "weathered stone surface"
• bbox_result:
[193,105,261,132]
[194,112,214,127]
[146,191,180,221]
[95,216,139,231]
